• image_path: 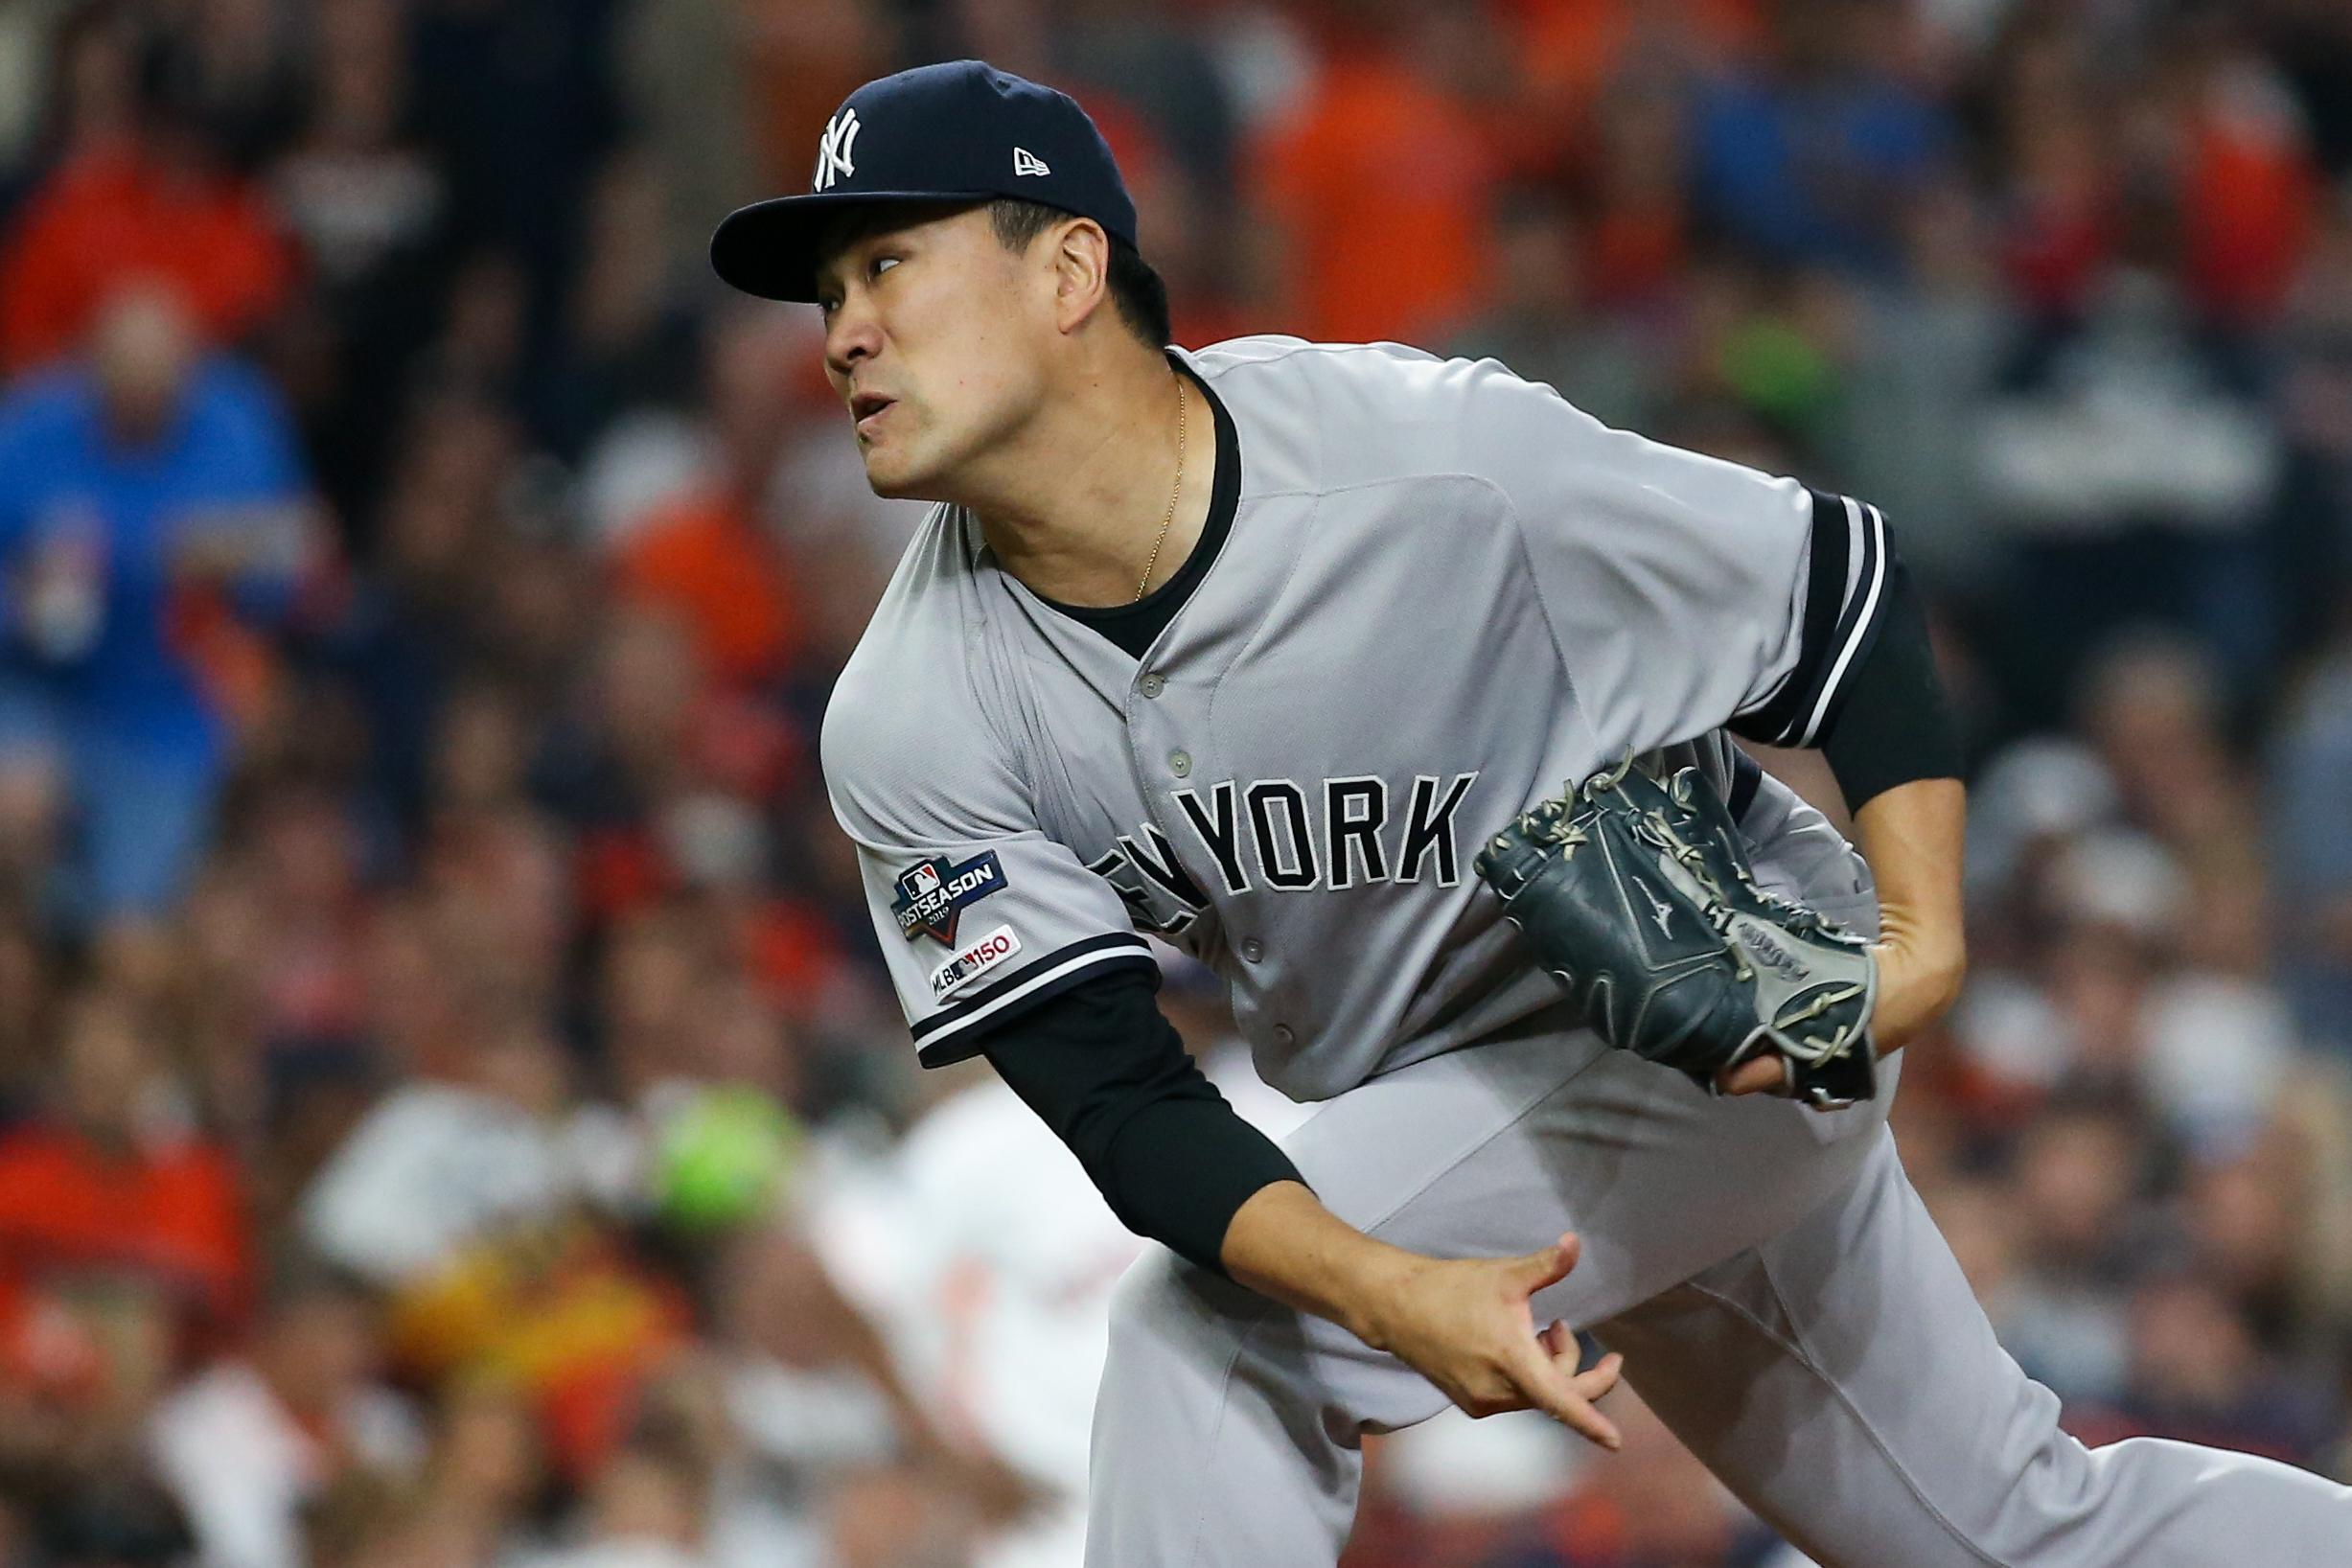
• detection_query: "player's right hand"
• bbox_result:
[1363,1232,1625,1449]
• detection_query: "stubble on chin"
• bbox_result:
[860,420,956,503]
[859,449,929,503]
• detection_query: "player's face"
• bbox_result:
[813,204,1051,501]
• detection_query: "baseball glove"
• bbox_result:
[1472,758,1879,1111]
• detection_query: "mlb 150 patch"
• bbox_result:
[931,925,1023,1001]
[891,851,1007,944]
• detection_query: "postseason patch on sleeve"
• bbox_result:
[929,925,1023,1001]
[890,850,1008,945]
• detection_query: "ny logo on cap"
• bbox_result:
[813,107,862,192]
[1013,147,1050,177]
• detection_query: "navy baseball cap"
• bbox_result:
[710,59,1139,304]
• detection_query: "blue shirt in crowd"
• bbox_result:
[1694,73,1952,277]
[0,354,307,759]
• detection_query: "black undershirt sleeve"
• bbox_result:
[1815,555,1963,811]
[981,966,1306,1277]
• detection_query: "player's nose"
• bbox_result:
[823,298,883,378]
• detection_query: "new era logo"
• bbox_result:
[1013,147,1050,177]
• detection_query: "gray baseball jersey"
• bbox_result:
[823,335,1887,1099]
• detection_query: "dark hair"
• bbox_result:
[988,198,1171,349]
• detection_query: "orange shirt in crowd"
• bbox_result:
[0,1126,251,1325]
[386,1217,693,1481]
[1253,53,1501,346]
[0,137,296,376]
[614,488,805,693]
[2180,98,2317,324]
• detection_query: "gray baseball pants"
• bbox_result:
[1085,1031,2352,1566]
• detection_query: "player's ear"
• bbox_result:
[1049,217,1113,334]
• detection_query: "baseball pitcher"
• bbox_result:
[711,60,2351,1568]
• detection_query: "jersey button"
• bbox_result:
[1139,672,1165,699]
[1168,749,1192,778]
[1272,1025,1295,1047]
[1239,938,1264,963]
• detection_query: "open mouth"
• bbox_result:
[850,392,894,431]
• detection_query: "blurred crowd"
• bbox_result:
[0,1,2348,1566]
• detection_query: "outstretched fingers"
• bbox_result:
[1540,1319,1625,1428]
[1508,1263,1623,1449]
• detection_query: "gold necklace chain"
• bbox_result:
[1133,379,1188,602]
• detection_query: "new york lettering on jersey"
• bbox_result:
[1087,772,1481,934]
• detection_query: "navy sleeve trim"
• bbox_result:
[1731,490,1890,749]
[911,933,1158,1066]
